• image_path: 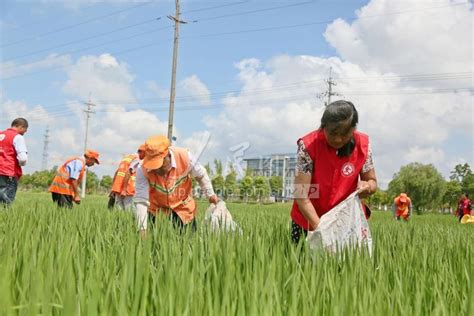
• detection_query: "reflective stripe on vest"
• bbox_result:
[110,154,138,195]
[146,147,196,224]
[49,157,85,197]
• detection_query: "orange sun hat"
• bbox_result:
[399,193,407,203]
[142,136,170,170]
[85,149,100,164]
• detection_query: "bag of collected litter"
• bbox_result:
[204,201,241,233]
[306,191,373,255]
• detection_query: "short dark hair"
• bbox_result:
[11,118,28,128]
[320,100,358,129]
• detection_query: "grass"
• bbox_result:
[0,192,472,315]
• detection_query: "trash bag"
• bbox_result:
[204,201,241,233]
[306,191,373,255]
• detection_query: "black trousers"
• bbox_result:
[51,192,73,208]
[148,211,197,232]
[0,175,18,206]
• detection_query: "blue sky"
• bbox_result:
[1,0,473,188]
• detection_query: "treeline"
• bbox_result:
[19,167,112,194]
[367,162,473,214]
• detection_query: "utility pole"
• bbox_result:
[326,67,337,106]
[41,125,50,170]
[167,0,187,141]
[81,97,96,198]
[318,67,341,106]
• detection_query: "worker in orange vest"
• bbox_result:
[49,150,100,208]
[109,145,145,210]
[133,135,218,236]
[392,193,412,221]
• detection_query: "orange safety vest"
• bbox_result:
[394,196,411,218]
[49,157,86,198]
[145,147,196,224]
[111,154,138,196]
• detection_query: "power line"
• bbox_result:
[2,18,163,63]
[184,1,470,39]
[2,1,249,63]
[9,71,474,110]
[1,2,152,48]
[3,85,471,123]
[193,1,315,22]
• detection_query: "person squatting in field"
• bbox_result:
[456,193,472,222]
[0,118,28,206]
[133,135,219,238]
[392,193,412,221]
[48,150,100,208]
[109,144,146,210]
[291,100,377,244]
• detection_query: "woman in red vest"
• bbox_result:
[290,100,377,243]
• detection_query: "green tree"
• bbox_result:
[387,163,446,214]
[212,175,225,198]
[225,169,238,199]
[462,173,474,196]
[239,176,254,202]
[100,175,113,190]
[449,163,472,183]
[442,180,462,209]
[214,159,223,176]
[367,189,389,210]
[253,176,270,202]
[269,176,283,197]
[85,170,100,193]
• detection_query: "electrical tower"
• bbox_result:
[41,126,50,170]
[81,98,96,198]
[318,67,341,106]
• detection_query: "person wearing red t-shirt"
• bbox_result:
[290,100,377,244]
[457,193,472,222]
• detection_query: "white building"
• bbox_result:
[243,153,296,199]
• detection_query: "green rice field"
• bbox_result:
[0,192,472,315]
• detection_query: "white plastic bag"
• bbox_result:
[306,191,373,255]
[204,201,241,233]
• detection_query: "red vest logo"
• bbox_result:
[0,134,5,141]
[341,162,355,177]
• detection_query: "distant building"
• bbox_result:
[243,153,296,199]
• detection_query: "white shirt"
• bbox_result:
[129,157,141,173]
[13,134,28,166]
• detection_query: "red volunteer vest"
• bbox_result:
[0,128,23,179]
[291,130,369,230]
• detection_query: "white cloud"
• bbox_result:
[323,0,473,82]
[63,53,135,102]
[405,146,446,166]
[0,54,71,80]
[178,75,211,106]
